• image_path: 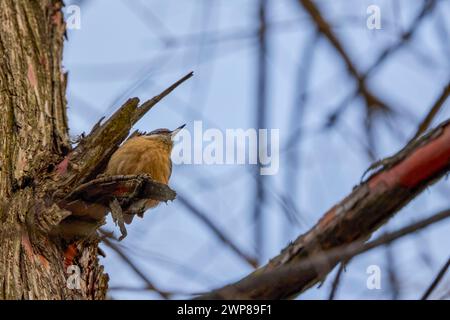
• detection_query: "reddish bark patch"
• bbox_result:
[112,187,129,196]
[21,233,50,271]
[369,124,450,189]
[56,156,70,175]
[51,3,63,28]
[38,255,50,270]
[21,233,34,260]
[64,243,78,269]
[40,55,46,66]
[27,64,37,88]
[318,207,337,229]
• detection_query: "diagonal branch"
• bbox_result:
[299,0,359,79]
[328,262,345,300]
[421,256,450,300]
[298,0,395,156]
[317,1,436,134]
[198,118,450,299]
[177,195,258,268]
[364,0,437,77]
[411,80,450,141]
[101,235,171,299]
[198,208,450,299]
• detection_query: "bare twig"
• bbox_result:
[177,195,258,268]
[364,0,437,77]
[328,262,345,300]
[132,72,194,123]
[322,1,436,135]
[282,32,319,227]
[411,81,450,141]
[299,0,359,79]
[385,242,401,299]
[298,0,393,154]
[101,235,171,299]
[254,0,268,263]
[421,256,450,300]
[122,0,175,46]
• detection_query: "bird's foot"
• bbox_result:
[109,198,127,240]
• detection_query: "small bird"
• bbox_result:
[105,124,185,223]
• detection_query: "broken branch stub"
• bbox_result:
[55,72,193,192]
[64,175,176,204]
[49,73,191,239]
[58,174,176,223]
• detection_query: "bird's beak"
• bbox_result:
[171,124,186,139]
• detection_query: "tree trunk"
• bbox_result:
[0,0,107,299]
[0,0,189,300]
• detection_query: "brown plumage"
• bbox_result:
[105,124,185,223]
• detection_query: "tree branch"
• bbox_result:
[328,262,345,300]
[53,174,176,239]
[61,174,176,206]
[101,235,170,299]
[177,195,258,268]
[411,80,450,141]
[197,118,450,299]
[298,0,401,151]
[421,256,450,300]
[198,208,450,299]
[364,0,437,77]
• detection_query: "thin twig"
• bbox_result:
[385,242,401,299]
[101,235,171,299]
[328,262,345,300]
[177,195,258,268]
[421,256,450,300]
[411,81,450,141]
[298,0,393,155]
[364,0,437,77]
[132,71,193,122]
[254,0,268,264]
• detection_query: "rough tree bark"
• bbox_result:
[0,0,82,299]
[0,1,189,299]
